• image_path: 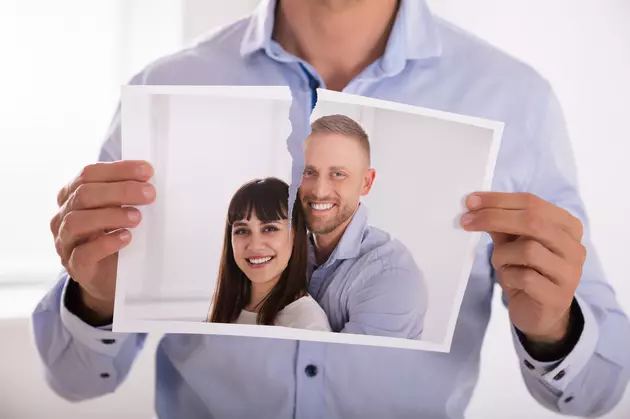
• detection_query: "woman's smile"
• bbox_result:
[246,255,275,268]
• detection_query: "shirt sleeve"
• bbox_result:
[501,83,630,416]
[31,271,147,401]
[30,80,150,401]
[341,256,428,340]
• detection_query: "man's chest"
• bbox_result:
[307,259,373,332]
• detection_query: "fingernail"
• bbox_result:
[127,209,140,222]
[119,230,131,241]
[143,185,155,199]
[467,194,481,209]
[461,213,474,226]
[137,163,151,177]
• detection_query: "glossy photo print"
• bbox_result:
[113,85,503,352]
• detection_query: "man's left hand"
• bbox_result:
[461,192,586,344]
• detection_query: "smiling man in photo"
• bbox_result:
[299,114,428,337]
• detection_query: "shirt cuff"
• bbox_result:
[511,294,599,392]
[59,276,132,357]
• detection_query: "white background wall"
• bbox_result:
[424,1,630,417]
[1,0,628,418]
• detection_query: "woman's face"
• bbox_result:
[231,210,294,288]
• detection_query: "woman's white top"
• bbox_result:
[235,295,332,332]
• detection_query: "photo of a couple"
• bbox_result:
[115,85,502,352]
[206,114,427,340]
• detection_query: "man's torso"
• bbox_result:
[108,2,552,418]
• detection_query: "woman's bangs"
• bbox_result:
[227,178,289,224]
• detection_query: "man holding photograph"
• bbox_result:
[33,0,629,418]
[299,114,428,338]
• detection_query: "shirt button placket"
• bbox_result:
[294,342,325,419]
[308,271,325,301]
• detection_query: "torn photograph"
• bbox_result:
[114,85,504,352]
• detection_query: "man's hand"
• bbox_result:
[461,192,586,345]
[50,160,156,321]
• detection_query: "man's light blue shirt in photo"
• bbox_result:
[307,203,427,338]
[31,0,630,418]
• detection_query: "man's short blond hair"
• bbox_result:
[310,114,371,164]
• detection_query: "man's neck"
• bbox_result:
[273,0,400,91]
[312,229,345,266]
[312,206,359,266]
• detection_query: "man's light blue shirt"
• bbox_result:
[307,203,427,338]
[31,0,630,418]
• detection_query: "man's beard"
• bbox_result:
[302,197,355,235]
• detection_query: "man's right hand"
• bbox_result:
[50,160,156,322]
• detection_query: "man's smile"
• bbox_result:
[308,202,336,212]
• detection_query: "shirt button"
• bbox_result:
[553,370,566,380]
[100,373,110,379]
[524,360,535,370]
[304,364,318,377]
[565,396,574,403]
[101,339,116,344]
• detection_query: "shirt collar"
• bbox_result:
[240,0,443,69]
[308,203,369,268]
[240,0,276,57]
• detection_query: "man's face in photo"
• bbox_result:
[300,131,375,235]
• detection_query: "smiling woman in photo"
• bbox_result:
[207,177,331,331]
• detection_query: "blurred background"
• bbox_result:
[0,0,628,418]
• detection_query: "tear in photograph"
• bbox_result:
[114,85,503,352]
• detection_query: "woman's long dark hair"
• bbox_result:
[207,177,309,326]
